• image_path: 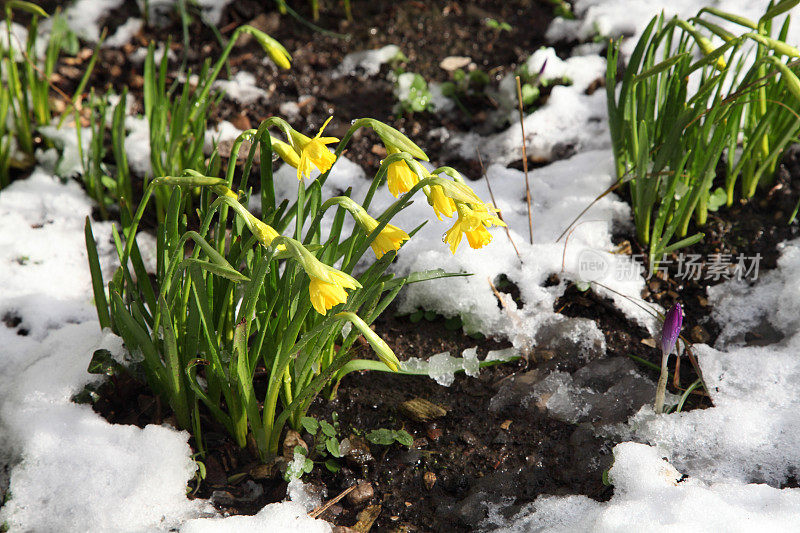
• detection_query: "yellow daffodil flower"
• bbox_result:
[426,185,457,220]
[308,266,361,315]
[370,223,410,258]
[340,198,410,258]
[290,117,339,180]
[444,202,506,254]
[385,146,419,197]
[363,217,410,258]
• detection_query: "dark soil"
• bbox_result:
[59,0,800,531]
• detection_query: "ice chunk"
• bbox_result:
[400,347,485,386]
[485,348,519,363]
[427,351,461,386]
[461,346,480,377]
[287,479,324,512]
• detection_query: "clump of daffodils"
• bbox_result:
[92,113,508,463]
[252,117,506,315]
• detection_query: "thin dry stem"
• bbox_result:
[476,148,521,261]
[515,76,533,244]
[308,484,357,519]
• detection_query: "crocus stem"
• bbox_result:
[654,348,670,414]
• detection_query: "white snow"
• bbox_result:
[125,115,153,177]
[451,52,608,166]
[181,501,330,533]
[547,0,800,57]
[214,71,270,105]
[335,44,401,78]
[489,442,800,532]
[105,18,144,48]
[0,22,30,62]
[64,0,124,42]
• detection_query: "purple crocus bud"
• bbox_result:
[660,303,683,354]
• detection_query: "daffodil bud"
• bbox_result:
[271,138,302,168]
[212,184,239,200]
[336,312,400,371]
[239,25,292,69]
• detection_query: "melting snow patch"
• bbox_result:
[64,0,124,42]
[105,18,144,47]
[214,71,270,105]
[547,0,800,57]
[180,501,331,533]
[487,443,800,532]
[335,44,402,78]
[0,324,207,532]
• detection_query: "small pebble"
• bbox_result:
[346,481,374,507]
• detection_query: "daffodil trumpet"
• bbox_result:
[318,196,410,259]
[444,201,506,254]
[289,117,340,180]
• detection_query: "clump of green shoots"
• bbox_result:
[140,23,290,222]
[1,1,99,187]
[440,68,490,117]
[607,0,800,267]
